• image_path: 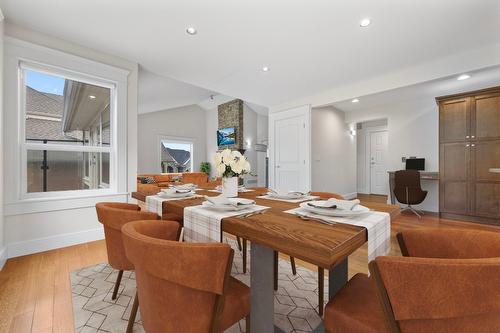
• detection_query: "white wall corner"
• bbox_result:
[0,246,7,270]
[7,227,104,259]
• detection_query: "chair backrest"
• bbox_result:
[397,229,500,259]
[370,256,500,333]
[122,220,234,333]
[393,170,425,204]
[95,202,159,270]
[310,192,344,199]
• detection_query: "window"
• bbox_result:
[22,63,115,195]
[159,139,193,173]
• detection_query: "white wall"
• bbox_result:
[0,13,5,268]
[345,98,439,212]
[137,105,207,174]
[311,106,357,198]
[356,119,388,194]
[3,24,138,259]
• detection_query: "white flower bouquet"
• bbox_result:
[213,148,251,178]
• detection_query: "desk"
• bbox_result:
[388,171,439,204]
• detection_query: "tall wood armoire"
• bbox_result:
[437,86,500,225]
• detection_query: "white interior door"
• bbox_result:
[270,105,311,192]
[369,130,388,195]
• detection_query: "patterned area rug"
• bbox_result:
[71,238,327,333]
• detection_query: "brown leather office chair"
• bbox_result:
[393,170,427,218]
[122,220,250,333]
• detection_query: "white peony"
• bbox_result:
[216,163,226,177]
[243,160,251,173]
[213,152,222,166]
[230,160,243,174]
[231,150,243,159]
[221,149,233,165]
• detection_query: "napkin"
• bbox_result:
[161,188,191,194]
[307,200,337,209]
[318,198,360,211]
[204,195,255,207]
[268,189,307,198]
[170,183,197,190]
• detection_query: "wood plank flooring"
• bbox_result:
[1,195,499,333]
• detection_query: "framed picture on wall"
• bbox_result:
[217,127,236,146]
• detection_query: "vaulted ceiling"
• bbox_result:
[2,0,499,108]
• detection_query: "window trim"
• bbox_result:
[19,61,117,199]
[157,135,195,174]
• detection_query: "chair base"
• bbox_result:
[401,205,424,219]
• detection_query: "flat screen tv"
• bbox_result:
[217,127,236,146]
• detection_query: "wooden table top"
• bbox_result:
[131,188,379,269]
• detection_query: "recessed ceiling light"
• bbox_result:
[262,66,270,72]
[457,74,471,81]
[89,95,96,99]
[359,18,371,27]
[186,27,197,35]
[352,98,360,103]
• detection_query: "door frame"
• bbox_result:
[269,105,311,191]
[365,127,388,195]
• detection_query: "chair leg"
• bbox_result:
[242,239,247,274]
[236,236,242,251]
[290,256,297,275]
[401,205,422,219]
[112,270,123,300]
[245,314,251,333]
[273,251,278,291]
[126,292,139,333]
[318,267,324,317]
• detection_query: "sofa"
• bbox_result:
[136,172,221,193]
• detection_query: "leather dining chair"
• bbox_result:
[122,220,251,333]
[95,202,159,332]
[393,170,427,218]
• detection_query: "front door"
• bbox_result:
[370,130,388,195]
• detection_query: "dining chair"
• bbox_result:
[95,202,159,333]
[393,170,427,218]
[122,220,251,333]
[396,228,500,258]
[369,256,500,333]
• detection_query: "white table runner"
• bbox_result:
[285,208,391,262]
[145,194,201,217]
[257,195,319,203]
[183,204,269,243]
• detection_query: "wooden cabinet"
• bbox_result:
[438,87,500,225]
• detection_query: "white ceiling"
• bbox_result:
[1,0,499,107]
[138,68,215,114]
[332,65,500,113]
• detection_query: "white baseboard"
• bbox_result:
[0,246,7,270]
[342,192,358,200]
[7,227,104,259]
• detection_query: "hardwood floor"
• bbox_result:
[1,196,499,333]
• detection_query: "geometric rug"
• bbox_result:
[71,238,328,333]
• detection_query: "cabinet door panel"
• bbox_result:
[440,99,469,142]
[474,95,500,139]
[473,140,500,181]
[474,183,500,218]
[441,143,468,180]
[440,142,469,214]
[441,182,468,214]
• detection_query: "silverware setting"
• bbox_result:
[294,212,336,225]
[238,209,269,218]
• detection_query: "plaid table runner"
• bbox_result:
[183,204,269,243]
[286,208,391,262]
[257,195,319,203]
[145,194,201,217]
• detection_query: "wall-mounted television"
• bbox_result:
[217,127,236,146]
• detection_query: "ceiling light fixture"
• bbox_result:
[457,74,471,81]
[186,27,197,35]
[351,98,360,103]
[262,66,270,72]
[89,95,96,99]
[359,18,371,27]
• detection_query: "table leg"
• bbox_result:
[312,258,348,333]
[389,173,396,204]
[250,243,285,333]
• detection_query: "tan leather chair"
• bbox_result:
[369,256,500,333]
[324,229,500,333]
[122,220,251,333]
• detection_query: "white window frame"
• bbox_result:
[157,135,195,174]
[19,61,117,199]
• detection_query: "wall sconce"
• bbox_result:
[349,129,356,136]
[244,138,252,150]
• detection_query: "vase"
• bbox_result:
[222,177,238,198]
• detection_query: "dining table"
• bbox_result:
[132,186,393,333]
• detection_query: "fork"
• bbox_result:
[294,212,336,225]
[238,209,268,218]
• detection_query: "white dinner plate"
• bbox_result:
[157,191,195,198]
[202,200,255,211]
[299,201,370,217]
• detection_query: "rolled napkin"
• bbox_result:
[315,198,360,211]
[307,200,337,209]
[268,189,307,198]
[161,188,191,194]
[204,195,255,207]
[215,185,247,192]
[170,183,197,190]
